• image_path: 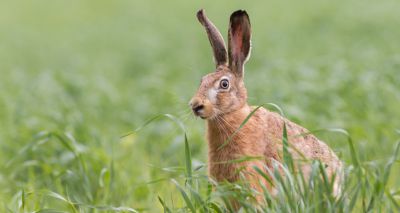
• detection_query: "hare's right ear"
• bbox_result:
[228,10,251,77]
[197,9,228,68]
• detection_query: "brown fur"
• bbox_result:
[190,9,343,202]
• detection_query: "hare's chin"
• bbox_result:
[196,113,210,120]
[194,112,213,120]
[193,111,207,119]
[194,114,208,120]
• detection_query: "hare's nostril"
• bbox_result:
[192,104,204,113]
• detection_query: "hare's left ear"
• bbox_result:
[228,10,251,77]
[197,9,228,68]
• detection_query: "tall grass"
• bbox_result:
[151,109,400,212]
[2,106,399,212]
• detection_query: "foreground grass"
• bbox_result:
[160,116,400,212]
[3,113,400,212]
[0,0,399,212]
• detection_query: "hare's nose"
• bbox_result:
[192,104,204,114]
[189,98,204,114]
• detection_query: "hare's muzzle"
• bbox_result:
[189,98,205,117]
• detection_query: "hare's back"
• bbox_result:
[260,109,342,169]
[249,107,343,195]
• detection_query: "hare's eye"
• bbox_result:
[219,79,229,89]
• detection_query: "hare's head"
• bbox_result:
[190,10,251,119]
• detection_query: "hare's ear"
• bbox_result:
[228,10,251,77]
[197,9,228,68]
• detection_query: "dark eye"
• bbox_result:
[219,79,229,89]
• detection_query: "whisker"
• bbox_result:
[179,111,193,123]
[217,117,229,141]
[218,115,245,141]
[214,117,225,141]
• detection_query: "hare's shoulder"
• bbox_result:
[251,106,340,163]
[252,106,320,145]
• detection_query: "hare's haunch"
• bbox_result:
[190,9,342,199]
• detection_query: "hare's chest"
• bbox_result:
[207,145,243,182]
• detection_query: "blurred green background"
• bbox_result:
[0,0,399,211]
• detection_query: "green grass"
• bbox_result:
[0,0,399,212]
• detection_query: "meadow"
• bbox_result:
[0,0,399,212]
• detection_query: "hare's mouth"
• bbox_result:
[197,112,215,120]
[194,110,207,119]
[193,108,213,120]
[190,101,215,119]
[192,104,207,118]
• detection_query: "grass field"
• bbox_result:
[1,0,399,212]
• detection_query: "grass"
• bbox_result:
[149,108,400,212]
[0,0,399,212]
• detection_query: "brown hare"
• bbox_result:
[190,9,343,201]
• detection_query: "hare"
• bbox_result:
[189,9,343,200]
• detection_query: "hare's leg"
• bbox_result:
[241,161,274,205]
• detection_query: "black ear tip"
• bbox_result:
[197,9,205,16]
[197,9,206,23]
[230,10,249,20]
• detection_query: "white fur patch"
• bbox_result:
[208,88,218,104]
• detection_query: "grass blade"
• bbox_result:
[171,179,196,212]
[218,105,264,150]
[367,141,400,211]
[158,196,172,213]
[184,133,192,187]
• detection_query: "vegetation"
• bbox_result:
[0,0,399,212]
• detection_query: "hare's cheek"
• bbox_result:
[215,93,232,110]
[207,88,218,104]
